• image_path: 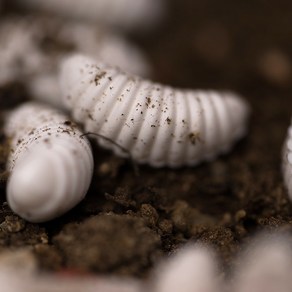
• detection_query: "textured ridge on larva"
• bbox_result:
[60,54,250,168]
[282,124,292,200]
[4,102,94,222]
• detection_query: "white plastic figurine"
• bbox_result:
[14,0,165,31]
[0,17,150,108]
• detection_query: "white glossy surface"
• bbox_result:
[60,54,250,167]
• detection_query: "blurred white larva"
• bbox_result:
[60,54,250,168]
[0,16,150,108]
[282,123,292,200]
[4,102,94,223]
[14,0,165,31]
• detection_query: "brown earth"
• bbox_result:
[0,0,292,278]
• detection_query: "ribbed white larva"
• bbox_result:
[282,124,292,200]
[15,0,165,31]
[60,54,250,168]
[0,16,150,107]
[4,102,94,223]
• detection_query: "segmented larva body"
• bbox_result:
[60,55,250,168]
[4,102,94,222]
[0,16,149,107]
[15,0,165,31]
[282,124,292,200]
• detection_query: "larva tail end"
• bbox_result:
[59,54,96,103]
[224,92,251,139]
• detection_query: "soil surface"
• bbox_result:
[1,0,292,278]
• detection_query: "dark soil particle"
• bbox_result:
[1,0,292,279]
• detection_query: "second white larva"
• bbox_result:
[60,54,250,168]
[4,101,94,223]
[282,123,292,200]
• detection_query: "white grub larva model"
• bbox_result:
[60,54,250,168]
[4,102,94,223]
[14,0,165,31]
[0,16,150,108]
[282,123,292,200]
[152,245,221,292]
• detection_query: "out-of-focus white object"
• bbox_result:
[14,0,165,31]
[60,54,250,167]
[0,270,142,292]
[0,16,150,108]
[233,233,292,292]
[282,123,292,200]
[4,102,94,223]
[152,245,221,292]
